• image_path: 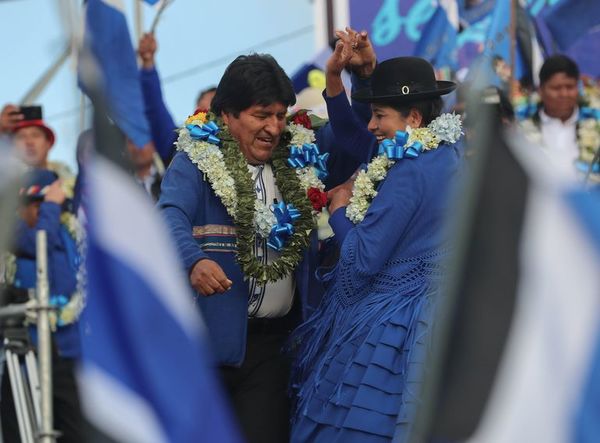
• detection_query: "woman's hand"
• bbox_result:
[336,27,377,79]
[327,178,354,214]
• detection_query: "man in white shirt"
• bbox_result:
[521,55,582,177]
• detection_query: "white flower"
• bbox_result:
[296,167,325,191]
[346,170,379,224]
[289,123,315,146]
[428,113,463,144]
[254,201,277,238]
[366,156,393,181]
[178,128,238,217]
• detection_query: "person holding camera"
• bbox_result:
[1,168,85,443]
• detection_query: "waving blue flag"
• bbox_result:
[542,0,600,50]
[413,0,459,70]
[78,155,242,443]
[81,0,151,148]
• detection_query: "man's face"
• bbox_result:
[539,72,579,120]
[14,126,52,168]
[222,102,287,165]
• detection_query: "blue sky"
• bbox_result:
[0,0,317,170]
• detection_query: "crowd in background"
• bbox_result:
[0,17,599,443]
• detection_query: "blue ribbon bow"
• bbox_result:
[287,143,329,180]
[187,121,220,145]
[515,103,538,120]
[378,130,423,160]
[579,107,600,121]
[267,201,301,251]
[49,295,70,327]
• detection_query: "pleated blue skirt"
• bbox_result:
[290,253,444,443]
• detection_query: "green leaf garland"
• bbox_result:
[215,120,314,283]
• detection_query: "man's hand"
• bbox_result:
[337,27,377,79]
[0,104,23,134]
[44,180,66,205]
[190,259,233,296]
[138,33,157,69]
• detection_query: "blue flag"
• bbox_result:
[413,0,459,70]
[81,0,152,148]
[466,0,531,91]
[542,0,600,50]
[78,156,242,443]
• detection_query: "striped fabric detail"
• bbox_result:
[192,225,237,252]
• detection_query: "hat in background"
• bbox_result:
[19,169,58,202]
[12,105,56,147]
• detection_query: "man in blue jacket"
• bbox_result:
[159,39,380,441]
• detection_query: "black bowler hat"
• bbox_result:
[352,57,457,103]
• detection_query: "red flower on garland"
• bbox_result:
[291,112,312,130]
[307,187,327,211]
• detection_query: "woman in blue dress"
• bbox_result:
[290,31,463,443]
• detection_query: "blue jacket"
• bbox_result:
[158,90,375,366]
[14,202,81,358]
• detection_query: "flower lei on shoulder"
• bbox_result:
[516,98,600,182]
[176,109,329,283]
[347,113,463,224]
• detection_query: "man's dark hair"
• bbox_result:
[196,86,217,106]
[539,55,579,86]
[386,97,444,126]
[211,54,296,117]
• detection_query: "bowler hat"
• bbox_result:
[12,105,56,147]
[352,57,456,103]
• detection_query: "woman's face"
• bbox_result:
[367,104,421,143]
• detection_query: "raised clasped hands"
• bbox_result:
[327,27,377,79]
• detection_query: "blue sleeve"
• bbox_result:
[15,203,62,256]
[337,162,424,281]
[328,207,354,245]
[157,152,209,272]
[350,72,372,124]
[140,67,178,163]
[317,91,377,189]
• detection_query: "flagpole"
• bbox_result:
[509,0,517,99]
[20,46,70,105]
[134,0,144,42]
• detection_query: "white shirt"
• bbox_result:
[247,164,295,318]
[539,108,579,177]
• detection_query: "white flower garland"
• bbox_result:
[176,116,327,240]
[520,108,600,181]
[346,113,463,224]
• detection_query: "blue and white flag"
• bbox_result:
[542,0,600,51]
[413,0,459,70]
[421,118,600,442]
[78,156,242,443]
[81,0,152,148]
